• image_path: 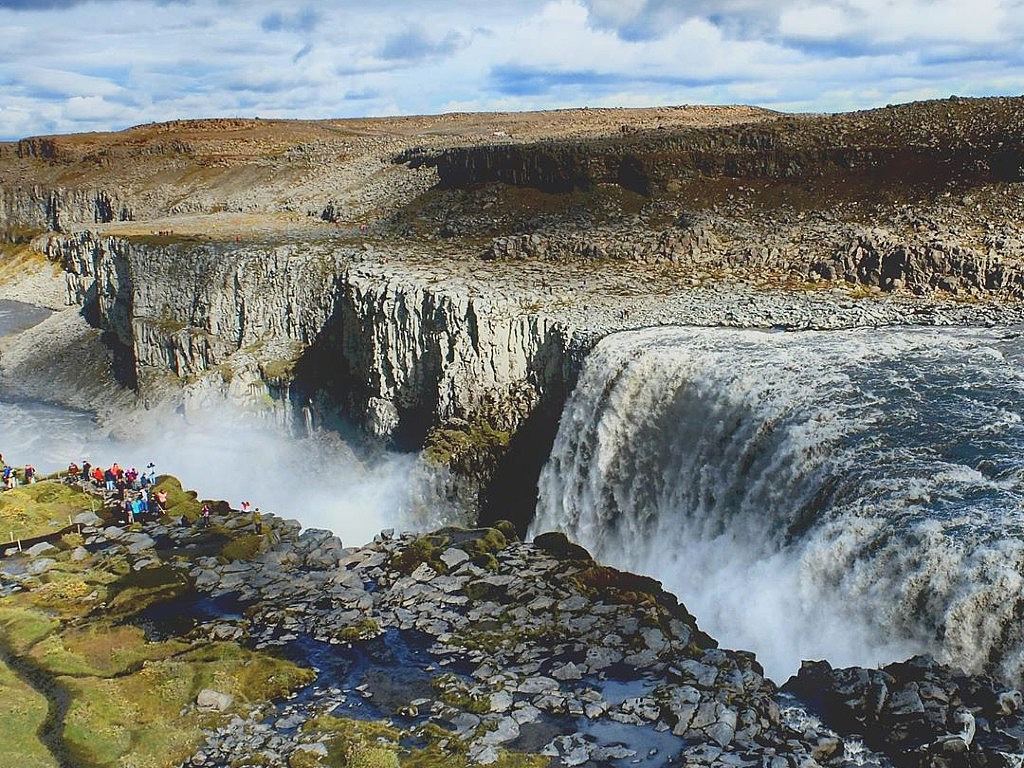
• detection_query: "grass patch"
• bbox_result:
[0,604,59,653]
[261,355,301,382]
[0,658,56,768]
[432,674,490,715]
[298,715,547,768]
[30,624,189,678]
[62,642,314,767]
[152,476,202,522]
[0,480,96,540]
[105,565,190,620]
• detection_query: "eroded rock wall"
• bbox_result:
[1,186,132,235]
[49,232,579,521]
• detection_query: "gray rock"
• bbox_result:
[440,548,470,568]
[73,511,103,526]
[550,662,582,681]
[518,676,559,694]
[410,562,437,582]
[126,534,156,554]
[197,689,234,712]
[27,557,56,575]
[489,689,513,713]
[25,541,56,557]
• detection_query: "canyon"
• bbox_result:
[4,98,1024,768]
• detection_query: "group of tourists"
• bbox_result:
[2,449,265,534]
[0,452,36,490]
[66,460,162,524]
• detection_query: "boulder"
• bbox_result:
[73,511,103,527]
[196,689,234,712]
[531,532,592,561]
[25,542,56,557]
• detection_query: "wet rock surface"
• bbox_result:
[3,478,1024,768]
[784,656,1024,768]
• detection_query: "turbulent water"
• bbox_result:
[532,326,1024,683]
[0,396,450,546]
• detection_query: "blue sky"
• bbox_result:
[2,0,1023,139]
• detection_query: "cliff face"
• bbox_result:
[1,186,132,236]
[428,97,1024,196]
[49,232,579,521]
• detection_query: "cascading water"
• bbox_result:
[303,406,315,439]
[531,326,1024,683]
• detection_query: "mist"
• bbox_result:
[0,396,449,547]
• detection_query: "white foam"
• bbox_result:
[532,326,1024,682]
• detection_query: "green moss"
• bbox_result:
[492,520,518,542]
[220,533,264,562]
[0,480,96,540]
[62,642,314,768]
[464,528,507,557]
[422,420,511,469]
[389,536,445,576]
[0,604,59,653]
[0,658,56,768]
[338,618,381,642]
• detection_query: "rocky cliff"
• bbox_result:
[49,232,581,522]
[0,185,133,237]
[428,97,1024,196]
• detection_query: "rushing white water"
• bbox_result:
[532,326,1024,683]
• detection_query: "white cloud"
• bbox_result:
[0,0,1023,138]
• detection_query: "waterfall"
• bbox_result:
[532,326,1024,683]
[302,405,314,439]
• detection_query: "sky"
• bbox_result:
[2,0,1024,139]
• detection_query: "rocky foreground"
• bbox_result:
[2,476,1024,768]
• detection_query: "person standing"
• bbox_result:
[253,507,262,535]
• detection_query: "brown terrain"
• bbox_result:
[3,97,1024,300]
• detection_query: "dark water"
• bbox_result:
[0,299,51,338]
